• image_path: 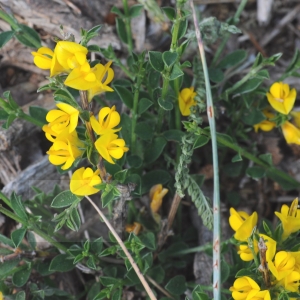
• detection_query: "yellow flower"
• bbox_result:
[291,111,300,128]
[230,276,270,300]
[90,105,121,136]
[64,62,114,94]
[237,234,276,262]
[42,103,80,141]
[291,251,300,273]
[94,133,129,164]
[149,184,168,213]
[275,198,300,240]
[0,291,3,300]
[280,270,300,292]
[266,82,297,115]
[54,41,88,71]
[253,110,276,132]
[125,222,142,235]
[178,87,197,116]
[87,61,114,102]
[70,167,101,196]
[281,121,300,145]
[229,208,258,241]
[269,251,295,281]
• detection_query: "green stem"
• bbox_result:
[156,76,169,133]
[0,205,27,224]
[186,282,232,295]
[18,111,44,128]
[122,0,134,52]
[174,79,181,162]
[211,0,248,66]
[248,236,260,268]
[190,2,221,299]
[0,191,12,209]
[131,59,144,154]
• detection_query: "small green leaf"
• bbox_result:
[135,122,154,140]
[266,168,300,190]
[11,192,28,221]
[0,234,14,247]
[3,114,16,129]
[0,31,14,48]
[259,153,273,166]
[113,85,133,109]
[234,78,263,95]
[193,136,210,149]
[162,51,178,68]
[12,267,31,287]
[232,152,243,162]
[235,268,253,277]
[246,166,266,179]
[29,106,48,125]
[169,63,184,80]
[114,169,129,183]
[158,97,173,110]
[0,109,9,120]
[100,276,121,287]
[165,275,186,295]
[138,98,153,115]
[162,7,176,20]
[116,18,128,44]
[177,19,188,40]
[88,44,101,52]
[141,170,171,194]
[15,291,26,300]
[87,256,97,270]
[163,130,184,143]
[208,68,224,83]
[68,208,81,231]
[144,137,167,164]
[221,259,230,283]
[27,231,36,250]
[51,190,80,208]
[127,155,143,168]
[11,228,26,248]
[149,51,164,72]
[139,232,156,250]
[49,254,75,272]
[129,4,143,18]
[111,6,124,17]
[111,288,122,300]
[218,49,247,69]
[0,260,19,276]
[243,109,265,126]
[147,265,165,284]
[91,237,103,253]
[15,24,41,48]
[54,89,75,104]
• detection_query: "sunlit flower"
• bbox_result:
[230,276,270,300]
[269,251,295,281]
[229,208,258,241]
[64,62,114,94]
[291,251,300,273]
[237,234,276,262]
[280,270,300,292]
[31,47,65,76]
[266,82,296,115]
[87,61,114,102]
[281,121,300,145]
[253,110,276,132]
[54,41,88,71]
[70,167,101,196]
[149,184,168,213]
[42,103,80,141]
[90,105,121,136]
[274,198,300,240]
[178,87,197,116]
[125,222,142,235]
[94,133,129,164]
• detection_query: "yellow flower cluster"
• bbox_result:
[32,41,114,102]
[229,199,300,299]
[178,87,197,116]
[254,82,300,145]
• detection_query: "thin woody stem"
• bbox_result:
[167,193,182,231]
[85,195,157,300]
[79,90,107,181]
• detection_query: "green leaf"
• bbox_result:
[0,109,9,120]
[49,254,75,272]
[15,24,41,48]
[86,256,97,270]
[111,288,122,300]
[135,122,154,140]
[221,259,230,283]
[243,109,265,126]
[158,97,173,110]
[129,4,143,18]
[138,98,153,115]
[0,259,19,277]
[68,208,81,231]
[162,130,184,143]
[12,267,31,287]
[114,169,129,183]
[232,152,243,162]
[3,114,17,129]
[116,18,128,44]
[262,220,273,237]
[234,78,263,95]
[141,170,171,194]
[149,51,164,72]
[11,228,26,248]
[147,265,165,284]
[127,155,143,168]
[165,275,186,295]
[169,63,184,80]
[91,237,103,253]
[256,69,269,80]
[144,137,167,164]
[285,49,300,73]
[246,166,266,179]
[54,89,75,104]
[162,7,176,20]
[11,192,28,221]
[208,67,224,83]
[148,70,160,89]
[100,276,121,287]
[0,234,14,247]
[177,19,188,40]
[16,291,26,300]
[193,135,210,149]
[88,44,101,52]
[259,153,273,166]
[27,231,36,250]
[113,85,133,109]
[223,161,244,178]
[111,6,124,17]
[235,268,253,277]
[0,31,14,48]
[139,232,156,250]
[266,168,300,190]
[51,190,80,208]
[29,106,48,125]
[162,51,178,68]
[218,49,247,68]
